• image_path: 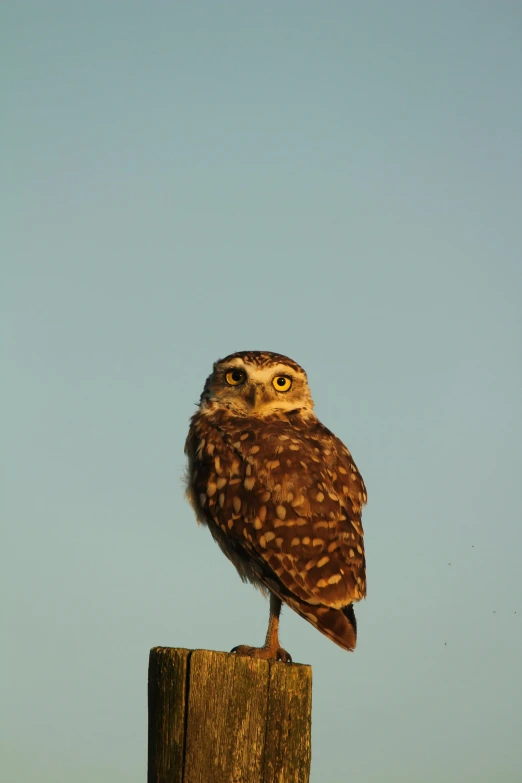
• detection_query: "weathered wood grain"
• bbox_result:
[263,662,312,783]
[148,647,190,783]
[148,648,312,783]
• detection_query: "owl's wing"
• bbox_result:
[186,412,366,649]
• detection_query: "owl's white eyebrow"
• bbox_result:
[253,366,297,381]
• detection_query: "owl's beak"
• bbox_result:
[247,383,264,410]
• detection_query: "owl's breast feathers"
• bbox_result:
[185,407,367,651]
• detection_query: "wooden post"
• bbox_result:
[148,647,312,783]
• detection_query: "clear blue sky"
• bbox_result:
[2,2,521,781]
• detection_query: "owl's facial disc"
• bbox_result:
[202,355,314,416]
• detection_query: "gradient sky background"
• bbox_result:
[2,3,521,782]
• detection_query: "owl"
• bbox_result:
[185,351,367,662]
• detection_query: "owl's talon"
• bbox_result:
[231,644,292,663]
[277,648,293,664]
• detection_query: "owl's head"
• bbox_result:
[200,351,314,416]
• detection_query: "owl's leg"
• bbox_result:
[231,593,292,663]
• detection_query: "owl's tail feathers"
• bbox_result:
[285,597,358,651]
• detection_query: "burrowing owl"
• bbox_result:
[185,351,367,661]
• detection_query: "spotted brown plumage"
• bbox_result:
[185,350,367,660]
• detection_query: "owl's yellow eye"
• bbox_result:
[225,369,246,386]
[272,375,292,392]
